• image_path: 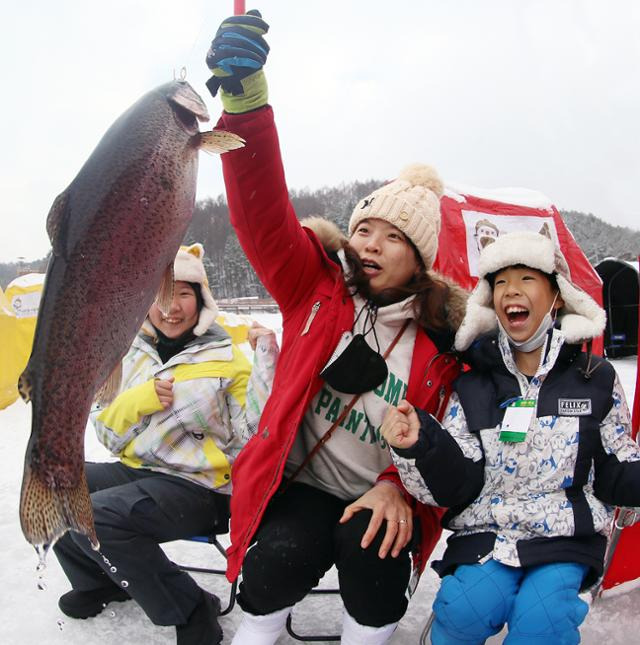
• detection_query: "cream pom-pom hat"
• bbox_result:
[173,243,219,336]
[348,163,444,270]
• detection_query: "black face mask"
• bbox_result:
[319,303,388,394]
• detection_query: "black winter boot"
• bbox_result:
[58,586,131,619]
[176,590,223,645]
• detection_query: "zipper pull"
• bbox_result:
[301,301,321,336]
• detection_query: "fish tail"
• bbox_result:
[20,464,97,549]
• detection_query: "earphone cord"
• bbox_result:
[362,301,381,352]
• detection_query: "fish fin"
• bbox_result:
[20,463,98,549]
[196,129,245,155]
[18,371,32,403]
[95,362,123,406]
[155,263,174,315]
[46,190,71,256]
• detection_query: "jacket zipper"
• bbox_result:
[423,352,456,420]
[435,386,447,419]
[301,301,321,336]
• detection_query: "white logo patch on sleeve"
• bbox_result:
[558,399,592,416]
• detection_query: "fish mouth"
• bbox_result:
[171,102,201,135]
[169,81,210,135]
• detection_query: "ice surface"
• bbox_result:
[1,314,638,643]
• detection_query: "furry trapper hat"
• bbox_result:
[348,163,444,270]
[173,243,218,336]
[454,230,606,351]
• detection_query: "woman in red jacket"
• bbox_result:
[206,11,467,645]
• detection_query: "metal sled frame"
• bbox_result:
[174,533,238,616]
[286,586,342,642]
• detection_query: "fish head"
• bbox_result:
[161,80,210,136]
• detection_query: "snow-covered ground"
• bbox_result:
[1,328,638,643]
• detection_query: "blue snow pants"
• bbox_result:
[430,559,589,645]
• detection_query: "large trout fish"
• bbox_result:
[19,80,243,548]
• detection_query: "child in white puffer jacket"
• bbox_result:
[382,230,640,645]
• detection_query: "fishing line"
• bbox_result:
[175,5,210,81]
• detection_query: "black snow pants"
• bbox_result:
[53,461,228,626]
[238,481,414,627]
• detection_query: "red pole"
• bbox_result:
[234,0,246,15]
[633,254,640,440]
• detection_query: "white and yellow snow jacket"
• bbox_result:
[91,322,251,493]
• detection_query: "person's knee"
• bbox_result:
[239,526,332,614]
[335,508,372,540]
[433,562,519,642]
[506,563,588,644]
[336,510,415,626]
[334,509,385,559]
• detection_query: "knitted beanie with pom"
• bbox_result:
[348,163,444,270]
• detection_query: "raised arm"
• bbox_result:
[206,11,330,313]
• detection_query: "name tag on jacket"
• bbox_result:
[558,398,592,416]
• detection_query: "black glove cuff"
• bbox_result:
[219,76,246,96]
[205,75,222,98]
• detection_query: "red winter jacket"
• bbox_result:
[218,106,464,582]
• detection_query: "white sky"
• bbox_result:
[1,0,639,263]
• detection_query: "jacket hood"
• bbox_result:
[301,216,468,333]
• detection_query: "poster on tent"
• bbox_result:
[462,211,558,279]
[433,190,604,355]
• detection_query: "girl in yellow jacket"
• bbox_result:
[53,244,251,645]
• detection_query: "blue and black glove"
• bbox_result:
[205,9,270,114]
